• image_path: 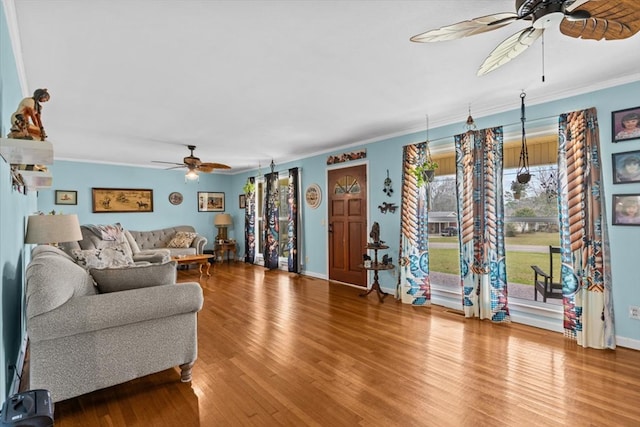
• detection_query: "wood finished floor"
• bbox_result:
[46,262,640,426]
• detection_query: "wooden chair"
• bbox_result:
[531,245,563,302]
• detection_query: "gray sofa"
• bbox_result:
[25,245,204,402]
[61,224,207,263]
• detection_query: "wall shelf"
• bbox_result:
[0,138,53,165]
[0,138,54,189]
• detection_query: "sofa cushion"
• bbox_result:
[167,231,198,248]
[26,245,97,318]
[123,229,141,254]
[90,261,177,293]
[71,243,135,270]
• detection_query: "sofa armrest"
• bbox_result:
[192,235,207,254]
[28,282,203,341]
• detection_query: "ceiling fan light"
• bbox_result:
[185,169,199,181]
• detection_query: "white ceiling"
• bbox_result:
[7,0,640,173]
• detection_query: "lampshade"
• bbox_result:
[25,214,83,244]
[214,213,233,226]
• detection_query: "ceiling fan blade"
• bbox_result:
[477,27,543,76]
[199,162,231,173]
[559,0,640,40]
[152,160,185,166]
[410,12,518,42]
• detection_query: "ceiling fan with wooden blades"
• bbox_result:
[411,0,640,75]
[152,145,231,174]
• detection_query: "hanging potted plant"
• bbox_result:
[511,180,527,200]
[412,159,439,187]
[243,179,255,196]
[411,130,438,187]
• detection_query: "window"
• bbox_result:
[254,176,291,266]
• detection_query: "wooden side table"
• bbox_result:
[360,244,394,303]
[215,241,237,263]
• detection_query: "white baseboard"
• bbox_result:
[9,334,28,396]
[616,336,640,351]
[300,270,327,280]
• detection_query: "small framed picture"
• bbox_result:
[239,194,246,209]
[55,190,77,205]
[612,106,640,142]
[612,194,640,225]
[198,192,224,212]
[612,150,640,184]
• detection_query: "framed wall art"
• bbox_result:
[612,150,640,184]
[612,194,640,226]
[239,194,246,209]
[198,192,225,212]
[612,106,640,142]
[168,191,183,205]
[92,188,153,213]
[55,190,77,205]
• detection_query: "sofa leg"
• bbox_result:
[180,361,195,382]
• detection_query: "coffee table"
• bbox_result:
[172,254,212,278]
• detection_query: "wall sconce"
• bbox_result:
[214,213,233,242]
[25,213,82,246]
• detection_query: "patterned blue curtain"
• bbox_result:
[397,142,431,305]
[454,127,509,321]
[263,170,279,269]
[244,177,256,263]
[287,168,300,273]
[557,108,614,349]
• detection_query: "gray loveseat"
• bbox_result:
[25,245,204,402]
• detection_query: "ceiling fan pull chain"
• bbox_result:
[541,31,546,83]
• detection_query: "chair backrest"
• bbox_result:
[548,245,561,282]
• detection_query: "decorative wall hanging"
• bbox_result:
[611,106,640,142]
[198,192,225,212]
[326,149,366,165]
[92,188,153,213]
[305,183,321,209]
[168,192,183,205]
[239,194,246,209]
[378,202,397,214]
[612,150,640,184]
[383,169,393,196]
[55,190,77,205]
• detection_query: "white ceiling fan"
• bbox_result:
[411,0,640,75]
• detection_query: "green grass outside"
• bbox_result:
[428,232,561,285]
[431,232,560,246]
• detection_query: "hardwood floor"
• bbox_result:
[44,262,640,426]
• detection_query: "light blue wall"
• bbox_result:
[1,2,38,403]
[37,161,234,250]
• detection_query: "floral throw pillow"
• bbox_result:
[72,243,135,270]
[167,231,197,248]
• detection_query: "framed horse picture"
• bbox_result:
[92,188,153,213]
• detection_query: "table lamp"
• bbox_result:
[214,213,233,242]
[25,214,83,246]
